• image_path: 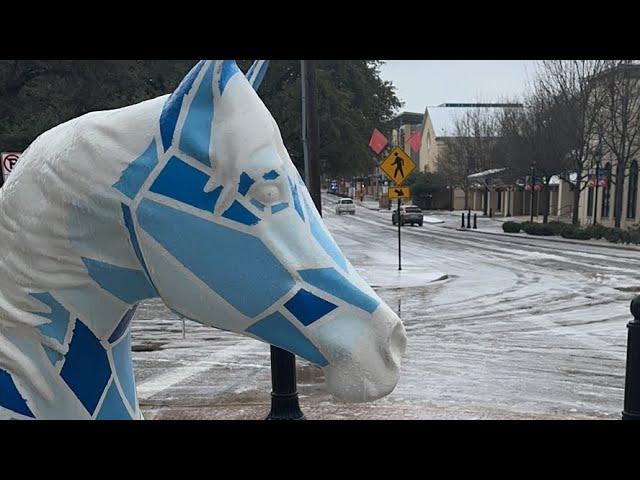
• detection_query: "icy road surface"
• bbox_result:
[131,197,640,419]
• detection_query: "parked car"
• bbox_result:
[392,205,423,226]
[335,198,356,215]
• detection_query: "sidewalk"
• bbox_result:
[431,210,640,251]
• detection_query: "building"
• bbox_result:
[419,103,523,210]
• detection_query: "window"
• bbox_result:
[587,184,594,216]
[602,163,612,218]
[627,160,638,219]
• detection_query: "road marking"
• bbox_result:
[136,340,260,400]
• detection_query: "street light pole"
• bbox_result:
[530,162,536,223]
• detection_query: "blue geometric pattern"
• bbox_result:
[298,268,380,314]
[160,61,205,151]
[43,345,63,366]
[219,60,240,94]
[150,156,222,212]
[121,203,155,286]
[250,198,265,211]
[284,289,338,326]
[137,199,294,318]
[111,332,136,412]
[263,170,279,180]
[271,202,288,214]
[96,382,132,420]
[304,195,347,271]
[29,292,70,344]
[246,312,328,366]
[222,200,261,226]
[179,62,215,167]
[113,140,159,199]
[0,368,34,418]
[288,177,305,222]
[60,320,111,415]
[238,172,255,196]
[245,60,270,90]
[81,257,157,305]
[108,305,137,344]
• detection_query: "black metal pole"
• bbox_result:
[593,162,600,226]
[473,213,477,229]
[398,197,402,271]
[483,189,488,216]
[461,212,465,228]
[623,296,640,420]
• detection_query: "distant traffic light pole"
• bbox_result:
[267,60,321,421]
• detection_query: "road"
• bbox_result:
[131,196,640,419]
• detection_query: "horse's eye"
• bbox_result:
[253,183,281,204]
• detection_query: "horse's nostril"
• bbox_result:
[387,321,407,366]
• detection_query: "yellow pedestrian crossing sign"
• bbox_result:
[380,146,416,185]
[388,187,410,200]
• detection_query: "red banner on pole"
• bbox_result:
[368,128,389,155]
[407,130,422,153]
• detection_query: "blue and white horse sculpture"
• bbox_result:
[0,60,407,419]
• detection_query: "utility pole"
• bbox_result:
[302,60,322,211]
[301,60,310,186]
[267,59,322,421]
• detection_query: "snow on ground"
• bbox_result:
[423,216,445,224]
[130,194,640,419]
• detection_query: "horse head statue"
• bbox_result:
[0,60,407,419]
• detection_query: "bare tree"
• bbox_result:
[594,61,640,228]
[497,89,573,223]
[438,107,500,209]
[535,60,608,225]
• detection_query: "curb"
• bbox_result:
[452,226,640,252]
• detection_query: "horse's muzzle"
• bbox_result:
[322,304,407,403]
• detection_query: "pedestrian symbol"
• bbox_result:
[380,146,416,186]
[388,186,410,199]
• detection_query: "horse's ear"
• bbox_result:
[245,60,270,91]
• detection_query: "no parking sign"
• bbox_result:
[1,152,21,182]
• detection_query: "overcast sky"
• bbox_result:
[378,60,540,113]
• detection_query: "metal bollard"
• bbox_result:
[266,346,305,420]
[466,212,471,229]
[623,296,640,420]
[461,212,465,228]
[473,213,477,229]
[489,208,493,218]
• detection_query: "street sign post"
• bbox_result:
[380,146,416,271]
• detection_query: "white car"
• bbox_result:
[335,198,356,215]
